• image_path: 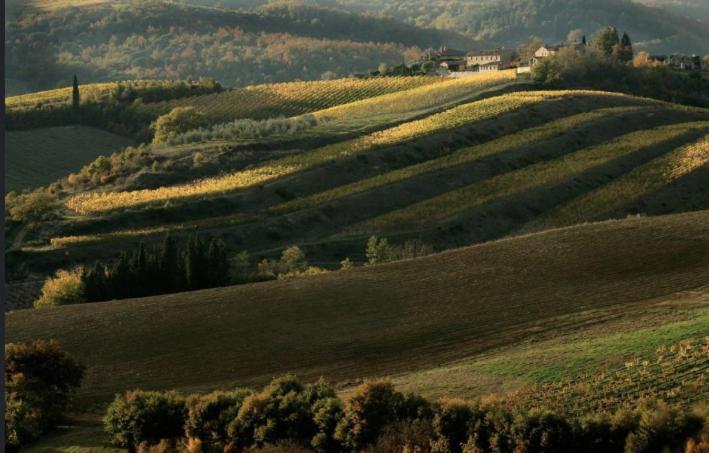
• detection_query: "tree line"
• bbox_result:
[81,235,230,302]
[104,375,708,452]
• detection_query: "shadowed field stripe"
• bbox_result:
[522,134,709,231]
[268,107,648,216]
[350,121,709,233]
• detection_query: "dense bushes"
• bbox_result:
[5,340,84,452]
[257,246,327,280]
[152,107,209,144]
[104,391,187,450]
[5,189,59,223]
[104,376,709,452]
[167,115,320,145]
[34,268,86,308]
[366,236,434,265]
[532,43,709,108]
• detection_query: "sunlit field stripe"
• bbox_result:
[529,134,709,229]
[66,90,629,214]
[141,76,448,122]
[351,122,709,233]
[269,106,647,215]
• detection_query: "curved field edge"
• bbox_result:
[7,210,709,407]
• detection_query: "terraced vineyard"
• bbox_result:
[352,121,709,233]
[138,76,449,123]
[63,90,631,214]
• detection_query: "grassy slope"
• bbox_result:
[7,210,709,409]
[5,126,135,193]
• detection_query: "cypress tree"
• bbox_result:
[619,32,634,62]
[160,235,180,292]
[72,75,80,111]
[207,238,230,287]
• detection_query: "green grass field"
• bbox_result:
[7,211,709,411]
[5,126,134,193]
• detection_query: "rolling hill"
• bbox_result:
[6,210,709,409]
[5,126,135,193]
[13,84,708,279]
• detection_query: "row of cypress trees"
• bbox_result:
[81,235,230,302]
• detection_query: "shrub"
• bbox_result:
[6,189,59,222]
[34,268,86,308]
[365,236,396,265]
[104,390,187,450]
[433,399,475,453]
[624,400,704,453]
[334,381,405,450]
[339,258,354,270]
[5,340,84,452]
[228,376,335,449]
[185,389,252,452]
[152,107,207,144]
[258,246,310,279]
[510,409,576,453]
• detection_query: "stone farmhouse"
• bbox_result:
[432,47,515,74]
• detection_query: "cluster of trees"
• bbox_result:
[257,246,328,280]
[81,235,230,302]
[332,0,709,55]
[104,375,709,452]
[33,235,231,307]
[532,27,709,108]
[366,236,434,265]
[163,110,321,145]
[5,340,84,452]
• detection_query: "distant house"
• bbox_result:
[465,49,515,72]
[647,54,701,71]
[667,54,702,71]
[530,42,586,67]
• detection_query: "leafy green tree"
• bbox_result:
[334,381,405,450]
[5,340,84,452]
[185,389,252,451]
[152,107,207,144]
[592,26,620,56]
[6,189,59,223]
[366,236,396,265]
[104,391,187,450]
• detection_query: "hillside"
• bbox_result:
[6,210,709,409]
[9,85,709,282]
[4,0,470,95]
[5,126,135,193]
[329,0,709,55]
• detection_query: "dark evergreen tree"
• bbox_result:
[159,235,180,292]
[207,238,230,287]
[617,32,634,62]
[72,75,80,110]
